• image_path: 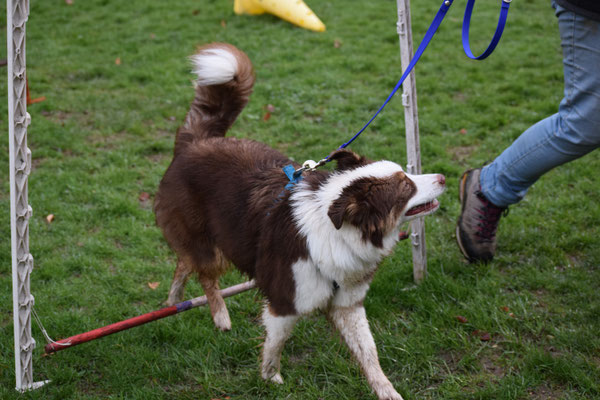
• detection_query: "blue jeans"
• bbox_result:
[480,3,600,208]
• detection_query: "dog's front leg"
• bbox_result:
[261,305,299,384]
[329,305,403,400]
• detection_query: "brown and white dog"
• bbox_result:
[154,43,445,400]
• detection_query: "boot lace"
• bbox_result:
[475,191,508,241]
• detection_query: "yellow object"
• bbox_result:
[234,0,326,32]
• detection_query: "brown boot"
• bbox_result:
[456,168,507,263]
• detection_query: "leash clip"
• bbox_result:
[302,159,317,170]
[298,158,328,174]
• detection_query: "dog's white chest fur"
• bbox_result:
[289,162,406,314]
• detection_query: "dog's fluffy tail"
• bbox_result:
[176,43,255,149]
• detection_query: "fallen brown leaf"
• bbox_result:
[472,330,491,341]
[46,214,55,223]
[262,112,271,121]
[139,192,150,202]
[220,19,227,28]
[455,315,468,324]
[115,57,121,65]
[147,282,160,290]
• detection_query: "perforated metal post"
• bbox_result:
[396,0,427,282]
[8,0,48,391]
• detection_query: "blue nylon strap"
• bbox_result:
[462,0,511,60]
[268,165,301,216]
[283,164,304,190]
[332,0,455,156]
[315,0,511,167]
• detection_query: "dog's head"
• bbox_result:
[326,150,445,248]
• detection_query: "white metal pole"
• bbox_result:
[396,0,427,282]
[8,0,48,391]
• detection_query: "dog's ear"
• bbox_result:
[327,179,383,244]
[328,149,370,171]
[327,179,370,231]
[327,195,351,230]
[327,174,416,247]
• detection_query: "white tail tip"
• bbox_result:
[190,48,238,86]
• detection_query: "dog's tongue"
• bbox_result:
[399,231,410,241]
[406,201,432,216]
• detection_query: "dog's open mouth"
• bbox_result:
[405,199,440,216]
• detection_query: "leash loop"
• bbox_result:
[295,0,512,175]
[462,0,511,60]
[332,0,454,157]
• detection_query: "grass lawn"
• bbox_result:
[1,0,599,398]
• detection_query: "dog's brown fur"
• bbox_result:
[155,43,444,400]
[156,43,313,321]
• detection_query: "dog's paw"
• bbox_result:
[262,371,284,384]
[270,372,284,384]
[162,299,176,307]
[212,307,232,331]
[163,293,183,307]
[261,362,284,384]
[376,386,403,400]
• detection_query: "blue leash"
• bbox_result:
[337,0,512,153]
[463,0,512,60]
[286,0,512,178]
[336,0,454,153]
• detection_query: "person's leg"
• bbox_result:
[457,4,600,262]
[481,5,600,208]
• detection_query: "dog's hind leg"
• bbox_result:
[195,248,232,331]
[165,255,194,306]
[328,305,403,400]
[199,275,232,331]
[261,305,299,384]
[165,247,232,330]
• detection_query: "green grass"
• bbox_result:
[1,0,599,398]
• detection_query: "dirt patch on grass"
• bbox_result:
[480,353,505,379]
[527,383,566,399]
[453,92,468,103]
[156,129,175,139]
[86,130,133,150]
[31,156,45,171]
[288,347,315,366]
[40,110,93,127]
[77,372,111,396]
[439,350,462,374]
[146,153,169,163]
[447,145,478,164]
[159,382,206,397]
[1,311,12,328]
